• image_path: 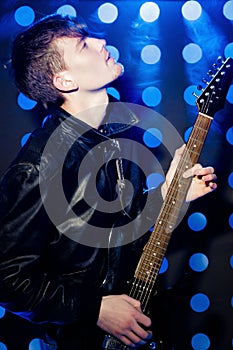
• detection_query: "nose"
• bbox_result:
[88,37,106,51]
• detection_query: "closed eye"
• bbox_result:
[76,37,87,52]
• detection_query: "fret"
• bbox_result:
[133,111,215,294]
[127,57,233,313]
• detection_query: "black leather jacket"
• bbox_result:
[0,99,162,347]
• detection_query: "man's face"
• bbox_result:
[55,35,123,92]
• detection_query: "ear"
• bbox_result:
[53,71,78,92]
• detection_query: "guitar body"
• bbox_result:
[102,57,233,350]
[103,334,163,350]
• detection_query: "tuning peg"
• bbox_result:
[192,92,199,98]
[202,78,209,85]
[207,69,214,77]
[217,56,223,63]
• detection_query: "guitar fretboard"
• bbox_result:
[129,112,213,312]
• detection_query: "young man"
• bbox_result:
[0,14,217,350]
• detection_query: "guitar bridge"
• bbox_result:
[102,334,163,350]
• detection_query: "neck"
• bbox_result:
[61,88,109,129]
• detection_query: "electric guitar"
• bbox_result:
[102,57,233,350]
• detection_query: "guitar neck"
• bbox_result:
[129,112,213,312]
[102,57,233,350]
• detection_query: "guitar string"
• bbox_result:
[140,111,213,309]
[106,61,232,349]
[129,94,213,311]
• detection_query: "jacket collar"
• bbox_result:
[49,95,139,141]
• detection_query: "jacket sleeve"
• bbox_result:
[0,162,102,326]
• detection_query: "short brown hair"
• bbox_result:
[11,14,88,106]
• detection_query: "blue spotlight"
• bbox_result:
[223,1,233,20]
[229,213,233,229]
[182,1,202,21]
[146,173,164,190]
[227,84,233,103]
[57,5,77,17]
[183,85,200,105]
[188,212,207,231]
[141,45,161,64]
[191,333,211,350]
[225,42,233,58]
[189,253,209,272]
[98,3,118,24]
[14,6,35,27]
[184,127,193,142]
[0,307,5,319]
[17,93,37,110]
[182,43,202,63]
[228,172,233,189]
[159,257,169,274]
[226,126,233,145]
[0,343,7,350]
[230,255,233,268]
[106,45,120,61]
[29,338,44,350]
[21,133,31,147]
[139,2,160,23]
[143,128,162,148]
[190,293,210,313]
[107,87,120,100]
[42,115,50,127]
[142,86,162,107]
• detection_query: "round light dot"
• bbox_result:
[228,172,233,188]
[141,45,161,64]
[146,173,164,190]
[139,2,160,22]
[224,42,233,58]
[182,43,202,63]
[107,87,120,100]
[184,126,193,142]
[29,338,44,350]
[159,257,169,274]
[223,1,233,20]
[42,115,50,127]
[14,6,35,26]
[183,85,200,105]
[98,3,118,24]
[17,93,37,110]
[229,213,233,229]
[0,343,7,350]
[0,307,5,319]
[190,293,210,312]
[189,253,209,272]
[181,1,202,21]
[106,45,120,61]
[143,128,163,148]
[56,5,77,17]
[191,333,210,350]
[227,85,233,103]
[21,133,31,147]
[226,126,233,145]
[230,255,233,268]
[142,86,162,107]
[188,212,207,232]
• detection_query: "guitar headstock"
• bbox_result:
[195,56,233,117]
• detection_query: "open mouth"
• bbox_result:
[106,50,115,62]
[106,51,111,61]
